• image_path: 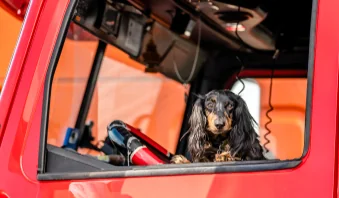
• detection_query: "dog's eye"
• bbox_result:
[226,103,233,109]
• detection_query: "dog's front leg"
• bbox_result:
[170,155,191,164]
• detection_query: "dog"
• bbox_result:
[171,89,266,164]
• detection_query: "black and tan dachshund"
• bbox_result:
[171,90,266,164]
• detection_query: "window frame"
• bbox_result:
[37,0,316,180]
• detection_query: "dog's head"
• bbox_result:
[187,90,258,161]
[203,90,235,134]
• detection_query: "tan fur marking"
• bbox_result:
[224,114,232,131]
[206,111,218,132]
[206,111,233,134]
[170,155,191,164]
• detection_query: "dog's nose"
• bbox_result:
[214,120,225,129]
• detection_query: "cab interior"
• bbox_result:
[36,0,312,173]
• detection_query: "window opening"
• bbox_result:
[38,0,314,179]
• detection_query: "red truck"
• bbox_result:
[0,0,337,197]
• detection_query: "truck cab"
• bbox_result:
[0,0,337,197]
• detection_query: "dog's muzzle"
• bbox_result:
[214,118,225,130]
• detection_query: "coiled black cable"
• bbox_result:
[263,69,274,153]
[263,50,279,153]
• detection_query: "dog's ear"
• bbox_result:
[229,95,265,159]
[187,97,207,162]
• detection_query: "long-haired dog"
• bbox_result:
[171,90,266,164]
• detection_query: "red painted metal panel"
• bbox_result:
[0,0,42,146]
[0,0,70,197]
[0,0,338,197]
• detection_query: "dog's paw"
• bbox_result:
[170,155,191,164]
[214,152,241,162]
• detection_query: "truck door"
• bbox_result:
[1,0,339,197]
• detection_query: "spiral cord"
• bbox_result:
[263,69,274,152]
[263,50,279,153]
